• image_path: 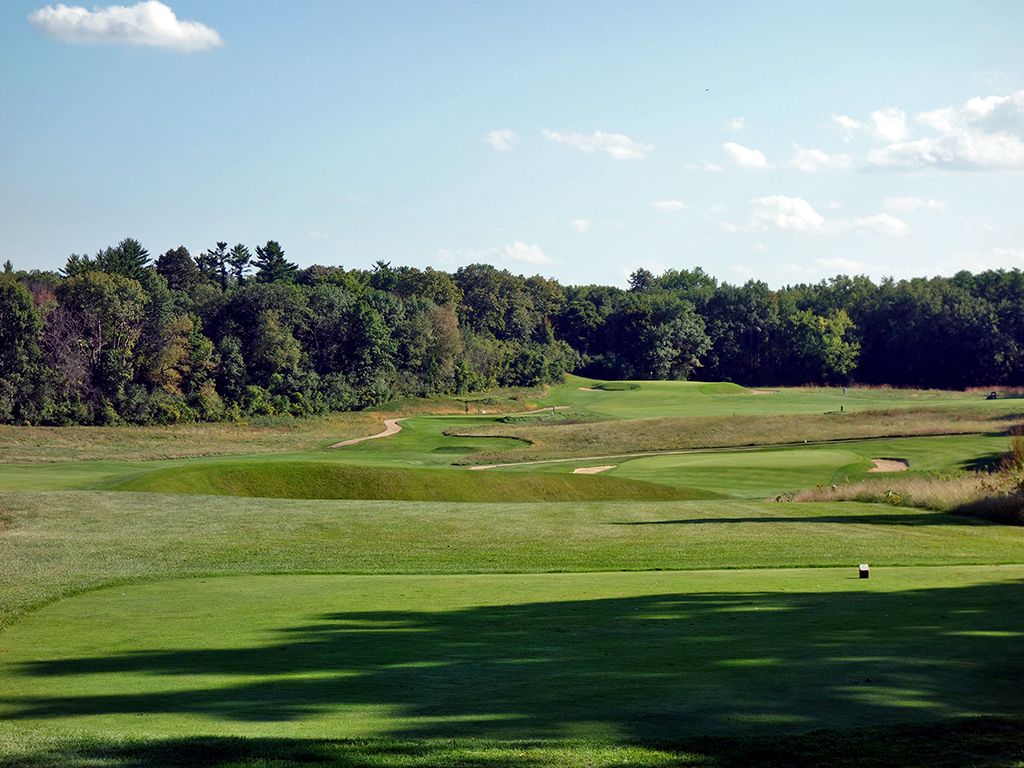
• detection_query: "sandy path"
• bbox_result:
[868,458,909,473]
[572,465,616,475]
[330,419,404,448]
[331,406,568,450]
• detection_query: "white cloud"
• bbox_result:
[684,161,725,173]
[870,108,908,142]
[542,129,652,160]
[720,222,741,233]
[883,196,946,212]
[651,200,685,211]
[816,256,868,273]
[28,1,222,51]
[484,129,520,152]
[437,241,553,268]
[726,117,747,132]
[723,142,771,169]
[830,114,867,142]
[791,145,852,172]
[949,247,1024,273]
[750,195,909,237]
[501,241,551,264]
[853,213,910,236]
[570,218,592,234]
[751,195,825,231]
[868,90,1024,170]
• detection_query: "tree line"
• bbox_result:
[0,240,1021,425]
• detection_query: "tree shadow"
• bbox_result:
[3,581,1024,744]
[610,511,972,526]
[4,717,1024,768]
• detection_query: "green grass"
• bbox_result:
[500,434,1010,498]
[3,376,1024,766]
[545,375,1015,420]
[455,406,1022,466]
[107,461,712,502]
[6,490,1024,631]
[3,567,1024,743]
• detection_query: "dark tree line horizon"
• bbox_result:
[0,238,1022,425]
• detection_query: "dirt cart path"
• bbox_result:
[330,419,404,448]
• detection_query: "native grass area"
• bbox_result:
[2,375,1024,767]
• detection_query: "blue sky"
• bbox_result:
[2,1,1024,286]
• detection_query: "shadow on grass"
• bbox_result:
[4,581,1024,746]
[610,511,974,526]
[4,717,1024,768]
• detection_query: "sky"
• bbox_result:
[2,1,1024,287]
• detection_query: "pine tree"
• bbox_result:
[253,241,298,284]
[228,243,252,286]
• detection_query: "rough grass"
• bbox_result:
[453,407,1024,465]
[0,388,550,464]
[108,462,711,502]
[792,432,1024,525]
[792,473,1014,512]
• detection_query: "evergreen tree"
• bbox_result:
[228,243,252,286]
[156,246,202,293]
[253,241,298,283]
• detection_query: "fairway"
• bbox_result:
[1,377,1023,766]
[3,567,1024,741]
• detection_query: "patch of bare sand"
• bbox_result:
[869,458,909,473]
[750,389,778,395]
[331,419,404,448]
[572,465,616,475]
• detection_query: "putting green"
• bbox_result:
[2,568,1022,742]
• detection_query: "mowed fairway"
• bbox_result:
[3,567,1024,742]
[1,378,1024,766]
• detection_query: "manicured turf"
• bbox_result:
[5,491,1024,632]
[108,461,713,502]
[545,375,1017,420]
[3,567,1023,742]
[512,434,1011,497]
[2,377,1023,766]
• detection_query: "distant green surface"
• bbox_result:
[511,433,1010,497]
[546,375,1013,420]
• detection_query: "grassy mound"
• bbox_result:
[593,381,641,391]
[698,382,752,395]
[108,461,714,502]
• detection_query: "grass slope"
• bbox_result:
[108,461,711,502]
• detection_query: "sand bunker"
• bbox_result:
[750,389,778,395]
[572,465,616,475]
[869,458,910,473]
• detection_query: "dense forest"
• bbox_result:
[0,238,1022,425]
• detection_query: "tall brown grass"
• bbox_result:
[794,433,1024,525]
